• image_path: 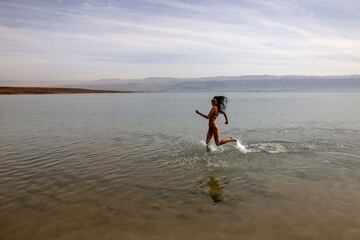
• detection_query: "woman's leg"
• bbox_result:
[213,126,236,146]
[206,128,213,151]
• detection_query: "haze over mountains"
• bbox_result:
[68,75,360,92]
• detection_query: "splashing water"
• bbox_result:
[200,139,292,154]
[249,142,288,153]
[200,140,224,152]
[234,139,249,153]
[200,139,248,153]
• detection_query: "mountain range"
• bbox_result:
[68,75,360,92]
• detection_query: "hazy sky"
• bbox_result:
[1,0,360,83]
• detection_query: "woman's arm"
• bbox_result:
[196,107,215,119]
[219,110,229,124]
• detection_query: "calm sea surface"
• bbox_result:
[1,92,360,240]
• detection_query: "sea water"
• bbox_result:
[1,92,360,240]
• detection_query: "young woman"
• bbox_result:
[195,96,237,150]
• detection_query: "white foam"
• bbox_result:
[249,143,288,153]
[200,139,290,154]
[200,140,224,153]
[234,139,249,153]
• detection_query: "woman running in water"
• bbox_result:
[195,96,237,150]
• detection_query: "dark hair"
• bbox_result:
[213,96,228,111]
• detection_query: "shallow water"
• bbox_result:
[1,92,360,239]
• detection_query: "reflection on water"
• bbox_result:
[1,93,360,239]
[207,176,225,203]
[198,175,228,203]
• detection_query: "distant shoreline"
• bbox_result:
[0,86,131,95]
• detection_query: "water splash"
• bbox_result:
[200,139,292,154]
[234,139,249,153]
[249,142,288,153]
[234,140,291,154]
[200,140,224,153]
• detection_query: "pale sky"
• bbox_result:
[1,0,360,83]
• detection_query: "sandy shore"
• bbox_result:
[0,86,129,94]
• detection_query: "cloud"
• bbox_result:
[0,0,359,83]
